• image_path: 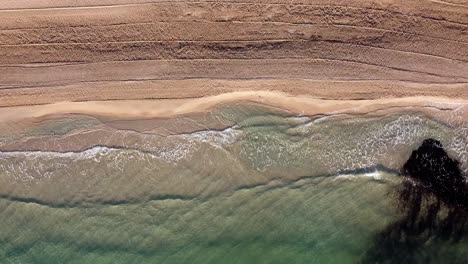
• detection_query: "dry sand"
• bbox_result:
[0,0,467,111]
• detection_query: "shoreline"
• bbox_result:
[1,91,467,123]
[2,80,468,108]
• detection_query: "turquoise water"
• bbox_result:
[0,173,399,264]
[0,102,467,263]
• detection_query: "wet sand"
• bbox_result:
[1,91,468,122]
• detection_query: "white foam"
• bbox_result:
[0,145,110,160]
[334,170,383,181]
[0,127,244,182]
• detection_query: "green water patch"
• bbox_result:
[0,174,401,264]
[1,102,467,263]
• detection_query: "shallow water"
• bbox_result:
[0,102,467,263]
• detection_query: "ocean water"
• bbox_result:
[0,102,467,263]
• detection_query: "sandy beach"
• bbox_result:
[1,0,467,163]
[1,0,467,110]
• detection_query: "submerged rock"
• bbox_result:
[402,139,467,211]
[363,138,467,264]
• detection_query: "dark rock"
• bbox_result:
[362,138,467,264]
[401,139,467,211]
